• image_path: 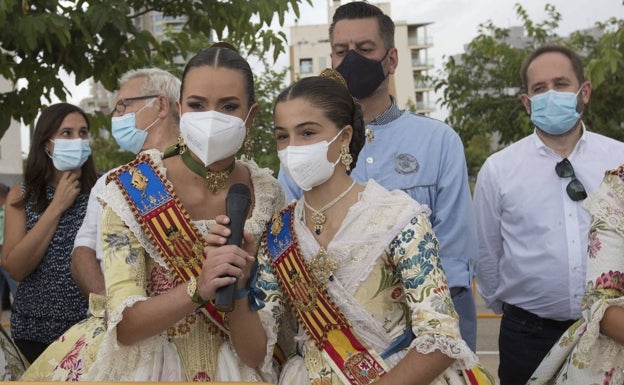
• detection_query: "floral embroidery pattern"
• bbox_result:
[587,229,601,259]
[59,336,86,370]
[104,232,139,264]
[594,270,624,292]
[57,335,87,381]
[0,328,26,380]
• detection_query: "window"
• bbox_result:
[300,58,313,74]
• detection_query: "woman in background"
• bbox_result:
[3,102,96,363]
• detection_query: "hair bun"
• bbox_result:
[209,41,238,52]
[319,68,348,90]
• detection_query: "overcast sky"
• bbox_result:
[63,0,622,110]
[288,0,622,61]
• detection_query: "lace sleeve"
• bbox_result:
[391,212,478,369]
[85,206,183,381]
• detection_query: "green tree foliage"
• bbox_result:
[0,0,309,138]
[434,3,624,176]
[90,132,135,173]
[240,58,289,175]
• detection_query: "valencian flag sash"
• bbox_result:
[265,206,496,385]
[108,154,227,333]
[265,206,389,385]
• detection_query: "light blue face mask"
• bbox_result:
[48,138,91,171]
[529,88,582,135]
[110,99,158,154]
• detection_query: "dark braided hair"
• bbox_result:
[274,69,365,173]
[181,42,255,108]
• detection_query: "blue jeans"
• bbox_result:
[498,303,576,385]
[450,286,477,352]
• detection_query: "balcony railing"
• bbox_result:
[411,58,434,68]
[413,80,433,89]
[416,101,437,112]
[408,36,433,46]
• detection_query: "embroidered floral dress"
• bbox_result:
[21,150,285,382]
[0,324,27,380]
[254,180,485,385]
[529,165,624,385]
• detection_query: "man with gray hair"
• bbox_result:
[71,68,181,297]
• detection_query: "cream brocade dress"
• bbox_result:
[254,180,480,385]
[529,165,624,385]
[21,150,285,382]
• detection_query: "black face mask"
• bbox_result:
[335,50,389,99]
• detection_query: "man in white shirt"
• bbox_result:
[71,68,180,297]
[474,45,624,385]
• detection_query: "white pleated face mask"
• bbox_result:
[180,110,249,166]
[277,129,343,191]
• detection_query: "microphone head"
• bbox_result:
[227,183,251,199]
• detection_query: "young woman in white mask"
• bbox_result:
[79,42,285,382]
[208,70,494,385]
[3,103,97,365]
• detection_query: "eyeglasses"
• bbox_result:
[111,94,159,116]
[555,158,587,201]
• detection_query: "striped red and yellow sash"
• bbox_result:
[265,206,388,385]
[109,154,226,332]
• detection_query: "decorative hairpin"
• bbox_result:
[319,68,348,90]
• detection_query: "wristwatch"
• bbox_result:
[187,277,208,306]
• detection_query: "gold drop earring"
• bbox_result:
[340,144,353,172]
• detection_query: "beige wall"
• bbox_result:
[0,77,23,186]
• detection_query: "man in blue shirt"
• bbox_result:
[279,1,478,351]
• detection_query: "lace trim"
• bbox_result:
[294,180,429,293]
[85,295,169,381]
[98,150,286,270]
[582,174,624,238]
[576,297,624,374]
[255,304,281,382]
[409,333,478,369]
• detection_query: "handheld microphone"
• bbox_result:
[214,183,252,312]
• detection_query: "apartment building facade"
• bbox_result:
[289,0,435,114]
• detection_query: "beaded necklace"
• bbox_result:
[303,180,356,235]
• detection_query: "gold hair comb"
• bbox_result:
[319,68,348,90]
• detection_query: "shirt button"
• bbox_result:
[366,157,374,164]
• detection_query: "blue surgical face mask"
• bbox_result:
[111,100,159,154]
[529,88,582,135]
[48,138,92,171]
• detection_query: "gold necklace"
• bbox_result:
[310,247,337,282]
[163,139,235,194]
[303,180,356,235]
